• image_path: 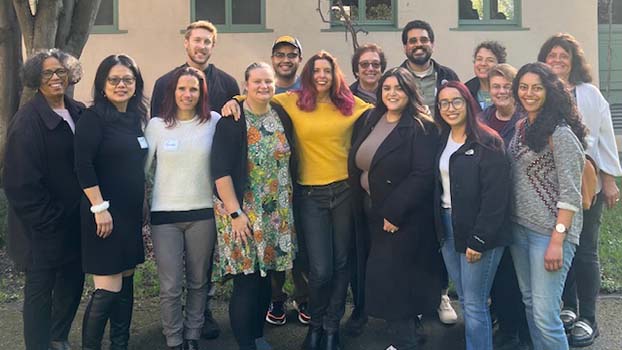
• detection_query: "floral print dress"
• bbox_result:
[212,106,296,281]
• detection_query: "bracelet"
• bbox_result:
[90,201,110,214]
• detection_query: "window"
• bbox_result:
[457,0,523,29]
[93,0,124,34]
[191,0,268,32]
[599,0,622,24]
[330,0,396,27]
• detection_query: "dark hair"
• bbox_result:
[159,67,211,127]
[513,62,587,152]
[297,50,354,116]
[21,48,82,89]
[351,43,387,77]
[474,41,507,64]
[401,20,435,45]
[537,33,592,85]
[92,54,148,123]
[435,81,504,151]
[371,67,433,132]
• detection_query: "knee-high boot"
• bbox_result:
[109,276,134,350]
[82,289,120,350]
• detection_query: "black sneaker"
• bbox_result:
[183,339,199,350]
[294,301,311,325]
[201,308,220,339]
[266,301,287,325]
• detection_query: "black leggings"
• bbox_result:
[230,271,272,350]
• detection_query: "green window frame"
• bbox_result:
[190,0,271,33]
[92,0,126,34]
[454,0,527,31]
[328,0,398,31]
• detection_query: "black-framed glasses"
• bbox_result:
[41,68,68,80]
[407,37,431,45]
[438,97,465,111]
[106,77,136,86]
[272,52,300,59]
[359,61,381,69]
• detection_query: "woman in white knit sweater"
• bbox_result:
[144,66,221,350]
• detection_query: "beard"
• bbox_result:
[407,47,432,66]
[275,66,297,81]
[187,49,210,66]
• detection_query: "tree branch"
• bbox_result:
[55,0,75,50]
[316,0,367,53]
[63,0,101,57]
[32,0,62,55]
[12,0,35,54]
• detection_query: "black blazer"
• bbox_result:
[3,92,85,270]
[433,129,512,253]
[211,101,296,205]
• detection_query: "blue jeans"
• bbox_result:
[441,209,502,350]
[510,223,576,350]
[297,180,353,332]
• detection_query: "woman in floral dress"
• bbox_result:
[211,62,296,350]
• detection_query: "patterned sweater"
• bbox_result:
[508,124,584,245]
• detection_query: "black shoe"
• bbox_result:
[201,306,220,339]
[302,326,323,350]
[344,309,368,337]
[49,340,71,350]
[82,289,120,350]
[266,301,287,326]
[414,315,426,344]
[322,331,340,350]
[570,318,599,347]
[183,339,200,350]
[110,276,134,350]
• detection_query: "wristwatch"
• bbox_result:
[230,208,243,219]
[554,223,568,234]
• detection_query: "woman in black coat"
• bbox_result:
[348,67,442,350]
[75,54,149,350]
[3,49,85,350]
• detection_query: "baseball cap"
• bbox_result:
[272,35,302,56]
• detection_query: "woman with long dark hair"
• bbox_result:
[538,33,622,347]
[433,81,511,350]
[144,66,219,350]
[348,67,442,350]
[75,54,149,350]
[508,62,586,350]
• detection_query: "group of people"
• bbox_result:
[4,18,621,350]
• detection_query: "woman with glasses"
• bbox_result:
[538,33,622,347]
[465,41,507,111]
[434,81,511,350]
[348,67,442,350]
[75,54,149,350]
[349,44,387,104]
[508,62,586,350]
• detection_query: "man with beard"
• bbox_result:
[400,20,459,116]
[151,20,239,117]
[271,35,303,93]
[150,21,239,340]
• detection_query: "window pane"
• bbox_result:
[459,0,515,20]
[95,0,114,25]
[599,0,622,24]
[366,0,392,21]
[232,0,261,24]
[490,0,514,20]
[332,0,359,21]
[196,0,226,24]
[460,0,482,19]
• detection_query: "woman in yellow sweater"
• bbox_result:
[223,51,371,350]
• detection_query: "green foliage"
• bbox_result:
[599,178,622,293]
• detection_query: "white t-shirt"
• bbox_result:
[439,131,464,209]
[54,108,75,133]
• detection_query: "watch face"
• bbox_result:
[555,223,566,233]
[230,211,240,219]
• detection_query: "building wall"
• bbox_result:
[74,0,599,106]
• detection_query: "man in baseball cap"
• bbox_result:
[271,35,303,93]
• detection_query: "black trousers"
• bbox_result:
[23,259,84,350]
[230,272,272,350]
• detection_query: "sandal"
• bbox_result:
[570,318,599,347]
[560,308,577,332]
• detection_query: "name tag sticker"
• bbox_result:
[465,149,475,155]
[164,139,179,151]
[137,137,148,149]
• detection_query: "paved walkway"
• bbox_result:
[1,297,621,349]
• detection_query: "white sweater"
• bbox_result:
[144,112,221,211]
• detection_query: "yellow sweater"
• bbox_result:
[273,93,372,185]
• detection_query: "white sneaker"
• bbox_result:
[437,295,458,325]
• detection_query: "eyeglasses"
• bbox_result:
[272,52,300,59]
[407,37,431,45]
[106,77,136,86]
[438,97,465,111]
[359,61,381,69]
[41,68,68,80]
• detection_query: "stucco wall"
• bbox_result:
[73,0,599,106]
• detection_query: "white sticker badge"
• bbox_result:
[137,136,148,149]
[164,139,179,151]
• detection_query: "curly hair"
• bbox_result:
[351,43,387,77]
[401,20,435,44]
[297,50,354,116]
[21,48,82,89]
[158,66,211,127]
[513,62,587,152]
[92,54,148,123]
[474,41,507,64]
[537,33,593,85]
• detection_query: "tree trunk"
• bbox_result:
[0,1,22,176]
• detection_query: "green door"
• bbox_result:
[598,0,622,132]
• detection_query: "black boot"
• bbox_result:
[322,331,340,350]
[301,326,323,350]
[82,289,119,350]
[109,276,134,350]
[202,295,221,339]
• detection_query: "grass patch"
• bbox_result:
[599,177,622,293]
